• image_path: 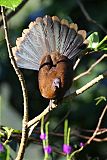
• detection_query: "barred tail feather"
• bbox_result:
[52,16,61,52]
[43,16,55,52]
[12,15,88,70]
[59,19,69,53]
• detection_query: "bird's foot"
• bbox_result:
[49,100,58,111]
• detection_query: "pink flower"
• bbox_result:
[0,143,4,152]
[44,145,52,154]
[79,142,84,147]
[40,133,46,140]
[63,144,72,154]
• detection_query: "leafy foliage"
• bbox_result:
[0,0,22,10]
[87,32,107,51]
[95,96,106,105]
[87,32,99,49]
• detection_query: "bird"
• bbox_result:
[12,15,88,101]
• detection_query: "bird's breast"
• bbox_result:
[38,53,74,100]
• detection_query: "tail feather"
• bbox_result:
[12,15,88,70]
[66,34,84,57]
[60,19,69,54]
[63,28,77,56]
[65,30,87,59]
[43,15,55,52]
[52,16,60,52]
[70,23,78,31]
[13,47,38,70]
[35,17,50,53]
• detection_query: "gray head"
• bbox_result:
[52,78,61,89]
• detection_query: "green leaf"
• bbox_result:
[13,129,21,134]
[95,35,107,51]
[95,96,106,105]
[87,32,99,49]
[0,0,22,10]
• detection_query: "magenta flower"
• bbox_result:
[63,144,72,154]
[79,142,84,147]
[40,133,46,140]
[0,143,4,152]
[44,145,52,154]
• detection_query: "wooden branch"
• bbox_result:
[68,104,107,158]
[27,72,107,129]
[64,71,107,101]
[74,54,107,81]
[77,133,107,142]
[28,100,57,128]
[77,0,107,34]
[1,6,29,160]
[0,0,29,28]
[79,128,107,135]
[86,105,107,144]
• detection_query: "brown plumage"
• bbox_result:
[38,52,73,100]
[12,15,88,101]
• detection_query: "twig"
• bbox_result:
[77,133,107,142]
[73,58,81,70]
[1,6,29,160]
[28,72,107,129]
[77,0,107,34]
[86,105,107,144]
[28,100,57,128]
[68,104,107,158]
[74,54,107,81]
[0,0,29,28]
[64,71,107,101]
[54,54,107,131]
[79,128,107,135]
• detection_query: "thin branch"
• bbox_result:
[74,54,107,81]
[64,71,107,101]
[77,0,107,34]
[68,104,107,158]
[1,6,29,160]
[28,72,107,129]
[77,133,107,142]
[0,0,29,28]
[73,57,81,70]
[79,128,107,135]
[86,105,107,144]
[54,55,107,131]
[28,100,57,128]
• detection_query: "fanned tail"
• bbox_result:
[12,15,88,70]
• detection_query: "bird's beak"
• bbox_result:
[55,82,60,88]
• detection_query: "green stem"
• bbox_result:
[64,120,68,144]
[69,146,83,159]
[67,128,71,145]
[44,122,49,160]
[45,122,49,146]
[67,128,71,160]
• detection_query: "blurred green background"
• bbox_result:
[0,0,107,159]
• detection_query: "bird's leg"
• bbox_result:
[49,100,58,111]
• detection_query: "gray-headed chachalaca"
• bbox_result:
[12,15,88,101]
